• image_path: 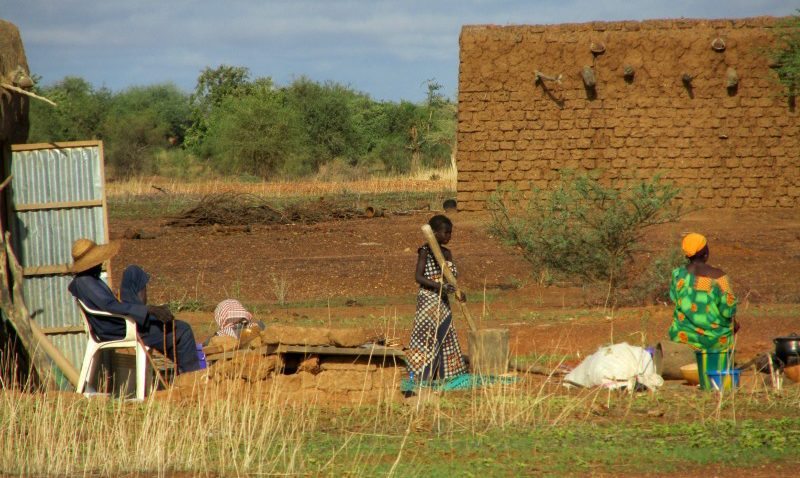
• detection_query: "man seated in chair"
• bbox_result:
[68,238,202,373]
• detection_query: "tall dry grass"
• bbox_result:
[0,361,591,476]
[106,167,457,199]
[3,363,794,476]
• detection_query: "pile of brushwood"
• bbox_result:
[167,193,362,227]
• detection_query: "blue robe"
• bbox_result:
[69,267,201,373]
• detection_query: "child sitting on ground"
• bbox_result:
[208,299,264,344]
[406,214,468,381]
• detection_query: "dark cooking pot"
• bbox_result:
[774,333,800,363]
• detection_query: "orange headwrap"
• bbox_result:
[681,233,707,257]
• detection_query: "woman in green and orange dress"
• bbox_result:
[668,233,738,356]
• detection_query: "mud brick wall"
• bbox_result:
[457,17,799,211]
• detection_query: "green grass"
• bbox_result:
[513,352,577,366]
[302,418,800,475]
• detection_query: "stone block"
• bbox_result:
[275,373,302,393]
[207,335,238,352]
[317,370,373,392]
[261,325,330,346]
[320,360,377,372]
[297,355,320,374]
[297,371,318,389]
[212,354,282,382]
[328,328,370,347]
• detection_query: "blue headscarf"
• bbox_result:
[121,265,149,305]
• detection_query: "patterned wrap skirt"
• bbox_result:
[406,288,467,380]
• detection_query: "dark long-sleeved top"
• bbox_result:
[68,274,148,340]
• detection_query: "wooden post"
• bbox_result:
[0,233,57,390]
[468,328,509,376]
[581,66,597,88]
[28,319,79,387]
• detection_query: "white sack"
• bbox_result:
[564,342,663,390]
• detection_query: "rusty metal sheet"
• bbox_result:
[5,141,109,372]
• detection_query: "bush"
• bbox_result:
[28,76,110,142]
[488,173,682,302]
[284,77,364,166]
[102,84,190,176]
[102,109,166,176]
[624,248,686,305]
[151,149,211,180]
[203,89,312,178]
[769,11,800,97]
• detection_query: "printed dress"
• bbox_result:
[667,266,737,351]
[406,245,468,380]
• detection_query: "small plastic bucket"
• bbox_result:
[706,369,740,391]
[196,343,207,369]
[695,350,732,390]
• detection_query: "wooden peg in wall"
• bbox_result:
[582,66,596,88]
[726,68,739,88]
[623,65,635,82]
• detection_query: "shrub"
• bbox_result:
[102,109,166,176]
[203,89,312,178]
[488,173,682,301]
[28,76,110,142]
[151,149,212,180]
[768,11,800,97]
[624,247,686,305]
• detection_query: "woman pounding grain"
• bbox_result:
[668,233,738,353]
[406,215,468,381]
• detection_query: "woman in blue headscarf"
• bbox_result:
[119,265,201,373]
[121,265,150,305]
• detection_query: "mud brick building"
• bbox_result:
[456,17,799,211]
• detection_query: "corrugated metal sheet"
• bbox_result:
[6,142,108,373]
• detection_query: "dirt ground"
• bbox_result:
[111,207,800,363]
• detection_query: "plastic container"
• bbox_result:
[695,350,732,391]
[784,364,800,383]
[680,363,700,386]
[196,343,207,369]
[706,369,740,391]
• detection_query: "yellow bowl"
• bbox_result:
[785,365,800,383]
[680,363,700,385]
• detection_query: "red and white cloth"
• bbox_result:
[214,299,254,338]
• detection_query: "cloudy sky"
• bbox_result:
[4,0,797,101]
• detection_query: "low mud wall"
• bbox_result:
[457,17,799,211]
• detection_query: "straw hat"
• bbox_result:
[70,238,120,273]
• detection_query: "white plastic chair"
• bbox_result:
[75,299,147,400]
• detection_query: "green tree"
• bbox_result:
[369,100,420,173]
[101,83,190,175]
[101,109,166,176]
[285,77,365,167]
[106,83,190,142]
[28,76,110,142]
[408,80,456,172]
[203,87,311,178]
[185,65,252,151]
